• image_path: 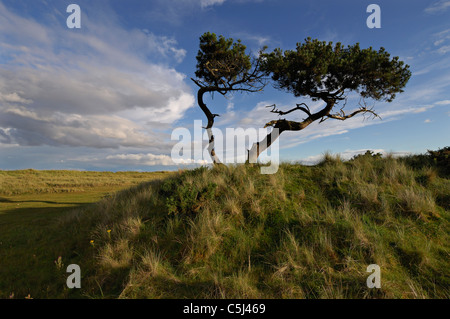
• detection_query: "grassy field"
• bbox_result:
[0,150,449,299]
[0,170,172,299]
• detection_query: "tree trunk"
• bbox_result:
[197,87,221,165]
[247,100,335,163]
[206,127,222,164]
[247,127,280,163]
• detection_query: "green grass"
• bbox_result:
[0,169,170,195]
[0,170,172,299]
[1,153,449,299]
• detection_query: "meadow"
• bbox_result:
[0,149,449,299]
[0,170,171,298]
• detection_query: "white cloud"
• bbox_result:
[378,105,434,118]
[0,92,33,104]
[103,153,208,166]
[0,105,162,148]
[433,29,450,54]
[425,1,450,14]
[226,102,235,111]
[413,29,450,74]
[0,2,194,150]
[106,153,175,166]
[437,45,450,54]
[233,32,272,47]
[424,119,432,123]
[435,100,450,105]
[200,0,226,8]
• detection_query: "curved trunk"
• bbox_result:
[197,87,222,164]
[247,127,279,163]
[247,100,335,163]
[206,127,222,164]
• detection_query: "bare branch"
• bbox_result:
[267,103,312,118]
[327,99,380,121]
[191,78,206,88]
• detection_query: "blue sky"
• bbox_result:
[0,0,449,171]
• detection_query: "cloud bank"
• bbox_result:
[0,2,194,150]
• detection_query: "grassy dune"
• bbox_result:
[1,152,449,299]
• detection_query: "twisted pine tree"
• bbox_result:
[247,38,411,162]
[192,32,266,164]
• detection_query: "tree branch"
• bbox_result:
[326,98,381,121]
[264,100,335,129]
[326,107,380,121]
[267,103,311,117]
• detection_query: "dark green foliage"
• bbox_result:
[262,38,411,102]
[402,147,450,177]
[352,150,383,161]
[195,32,252,88]
[428,147,450,176]
[160,172,217,215]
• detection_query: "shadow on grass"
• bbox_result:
[0,196,85,206]
[122,276,221,299]
[0,202,97,299]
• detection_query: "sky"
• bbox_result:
[0,0,449,171]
